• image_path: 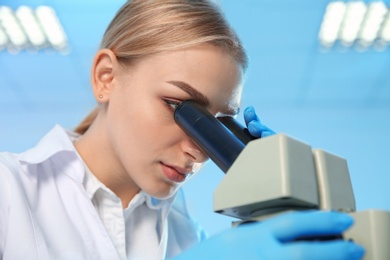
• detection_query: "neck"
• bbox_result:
[74,119,140,208]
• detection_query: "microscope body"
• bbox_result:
[173,100,389,260]
[214,134,390,260]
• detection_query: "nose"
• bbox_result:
[181,137,208,163]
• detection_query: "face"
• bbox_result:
[102,44,243,199]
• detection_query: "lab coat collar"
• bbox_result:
[84,163,176,211]
[17,124,80,164]
[16,124,85,183]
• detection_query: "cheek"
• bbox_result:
[107,94,179,158]
[110,106,157,149]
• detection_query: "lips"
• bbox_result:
[160,162,190,183]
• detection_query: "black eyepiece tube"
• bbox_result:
[174,100,245,173]
[217,116,256,145]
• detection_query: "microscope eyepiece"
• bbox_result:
[174,100,246,173]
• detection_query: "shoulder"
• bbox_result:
[0,152,22,202]
[0,152,20,183]
[4,126,86,183]
[0,153,13,224]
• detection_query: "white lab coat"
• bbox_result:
[0,125,206,259]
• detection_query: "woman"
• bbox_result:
[0,0,364,259]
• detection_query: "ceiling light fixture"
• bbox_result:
[378,12,390,44]
[16,6,47,49]
[0,6,29,52]
[319,0,390,51]
[0,5,68,54]
[318,1,346,48]
[358,1,387,48]
[0,24,8,50]
[339,1,367,47]
[35,6,67,51]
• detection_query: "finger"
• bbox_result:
[247,121,263,138]
[244,106,260,126]
[260,131,275,137]
[268,211,354,242]
[247,121,275,138]
[244,106,275,137]
[282,241,365,260]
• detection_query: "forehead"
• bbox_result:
[122,44,243,114]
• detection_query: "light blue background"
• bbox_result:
[1,0,389,236]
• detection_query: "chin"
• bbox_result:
[146,184,180,200]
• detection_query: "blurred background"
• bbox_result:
[1,0,389,236]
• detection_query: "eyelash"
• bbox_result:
[163,99,182,111]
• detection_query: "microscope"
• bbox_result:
[174,100,390,260]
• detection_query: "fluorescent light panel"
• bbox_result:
[339,2,367,46]
[358,1,387,47]
[319,1,390,50]
[319,2,346,47]
[379,13,390,42]
[0,25,8,48]
[0,5,68,53]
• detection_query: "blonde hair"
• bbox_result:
[75,0,247,134]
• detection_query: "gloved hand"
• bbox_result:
[172,211,365,260]
[244,106,275,138]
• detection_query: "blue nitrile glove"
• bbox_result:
[244,106,275,138]
[172,211,365,260]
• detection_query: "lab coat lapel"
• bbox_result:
[54,153,121,260]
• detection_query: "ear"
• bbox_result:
[90,48,118,103]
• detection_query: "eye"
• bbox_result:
[163,99,181,111]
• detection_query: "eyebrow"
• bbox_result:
[166,80,238,116]
[166,80,210,107]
